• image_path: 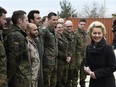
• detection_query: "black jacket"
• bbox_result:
[85,38,116,87]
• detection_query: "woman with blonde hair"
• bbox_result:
[84,21,116,87]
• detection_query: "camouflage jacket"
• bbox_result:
[0,29,7,87]
[63,30,76,69]
[42,26,58,66]
[34,28,44,87]
[74,28,88,66]
[56,34,70,64]
[4,25,31,87]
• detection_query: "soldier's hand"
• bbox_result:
[66,57,71,63]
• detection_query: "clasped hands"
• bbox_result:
[84,66,96,79]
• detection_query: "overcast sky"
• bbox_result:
[0,0,115,17]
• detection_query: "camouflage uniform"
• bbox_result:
[42,26,58,87]
[34,28,44,87]
[0,28,7,87]
[63,30,76,87]
[73,28,87,87]
[27,37,40,87]
[4,25,32,87]
[56,34,70,87]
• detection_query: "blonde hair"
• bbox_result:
[87,21,106,38]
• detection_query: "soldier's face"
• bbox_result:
[65,24,73,33]
[33,13,41,27]
[29,25,38,38]
[21,14,28,30]
[48,16,58,27]
[78,22,86,30]
[42,17,48,26]
[0,13,7,28]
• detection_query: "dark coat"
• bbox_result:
[113,32,116,49]
[85,38,116,87]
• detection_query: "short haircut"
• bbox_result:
[28,10,40,22]
[79,18,86,23]
[5,17,12,27]
[41,16,47,23]
[11,10,26,25]
[0,7,7,17]
[47,12,57,20]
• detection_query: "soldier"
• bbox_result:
[28,10,44,87]
[55,23,71,87]
[74,18,87,87]
[41,16,48,29]
[3,17,13,38]
[63,20,75,87]
[26,23,40,87]
[4,10,31,87]
[0,6,7,87]
[42,12,58,87]
[28,10,41,28]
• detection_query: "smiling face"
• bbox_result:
[55,23,64,35]
[91,27,103,43]
[48,16,58,27]
[29,24,38,38]
[64,20,73,33]
[27,23,38,38]
[33,13,41,26]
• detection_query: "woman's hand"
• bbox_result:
[84,66,96,79]
[84,66,91,74]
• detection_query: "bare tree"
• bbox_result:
[80,2,105,18]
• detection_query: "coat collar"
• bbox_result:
[88,38,106,54]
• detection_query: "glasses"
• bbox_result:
[66,26,73,28]
[57,27,63,28]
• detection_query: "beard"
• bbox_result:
[30,33,38,38]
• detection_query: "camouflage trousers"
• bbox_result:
[43,65,57,87]
[56,61,69,87]
[66,60,86,87]
[31,80,38,87]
